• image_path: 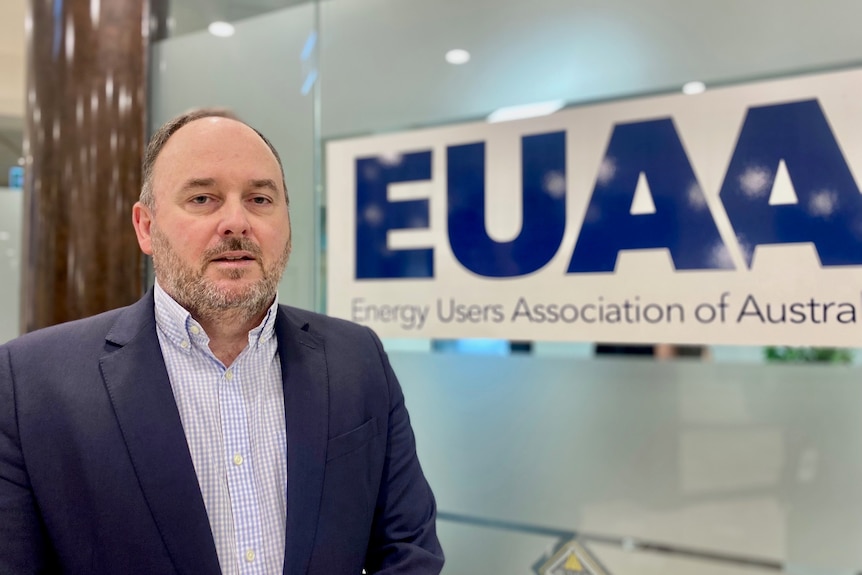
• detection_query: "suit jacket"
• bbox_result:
[0,290,443,574]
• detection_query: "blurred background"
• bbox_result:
[6,1,862,573]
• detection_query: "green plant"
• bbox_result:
[764,346,853,364]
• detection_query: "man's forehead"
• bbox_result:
[166,116,256,149]
[155,117,280,172]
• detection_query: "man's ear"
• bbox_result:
[132,202,154,255]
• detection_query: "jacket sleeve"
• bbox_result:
[363,329,445,574]
[0,345,59,574]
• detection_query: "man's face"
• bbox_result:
[132,117,292,321]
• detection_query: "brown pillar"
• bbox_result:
[22,0,149,332]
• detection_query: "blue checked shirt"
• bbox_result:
[154,283,287,575]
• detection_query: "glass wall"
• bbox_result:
[0,0,24,189]
[0,189,21,342]
[151,2,862,573]
[0,1,27,343]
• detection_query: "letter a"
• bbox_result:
[568,118,732,273]
[720,99,862,268]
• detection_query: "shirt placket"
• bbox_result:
[220,364,266,575]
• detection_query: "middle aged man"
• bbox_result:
[0,109,444,574]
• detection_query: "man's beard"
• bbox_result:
[151,226,291,323]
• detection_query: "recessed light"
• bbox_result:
[682,81,706,95]
[487,100,565,123]
[208,21,235,38]
[445,49,470,65]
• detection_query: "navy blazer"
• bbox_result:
[0,291,443,574]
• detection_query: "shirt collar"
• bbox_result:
[153,281,279,353]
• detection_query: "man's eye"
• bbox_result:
[190,196,209,204]
[251,196,271,205]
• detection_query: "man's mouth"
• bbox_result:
[211,251,257,264]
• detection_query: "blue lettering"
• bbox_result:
[568,118,732,272]
[447,131,566,277]
[355,151,433,279]
[720,100,862,267]
[353,99,862,280]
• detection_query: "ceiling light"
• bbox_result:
[487,100,565,123]
[682,81,706,95]
[445,49,470,65]
[208,21,235,38]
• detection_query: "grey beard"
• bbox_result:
[151,232,290,324]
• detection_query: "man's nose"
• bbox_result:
[217,198,251,236]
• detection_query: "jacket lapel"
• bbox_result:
[276,307,329,575]
[99,291,221,575]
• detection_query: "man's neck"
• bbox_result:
[195,308,267,367]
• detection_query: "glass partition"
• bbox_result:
[0,0,25,341]
[0,0,24,190]
[151,1,862,572]
[0,189,21,343]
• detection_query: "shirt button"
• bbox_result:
[180,340,189,349]
[189,325,200,335]
[233,453,243,466]
[225,370,233,381]
[245,549,255,563]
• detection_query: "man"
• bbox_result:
[0,109,444,574]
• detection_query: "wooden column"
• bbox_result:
[22,0,150,331]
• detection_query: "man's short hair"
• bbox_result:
[139,108,289,210]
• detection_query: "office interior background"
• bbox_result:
[3,1,862,573]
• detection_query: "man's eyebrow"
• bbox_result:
[249,179,279,192]
[176,178,279,193]
[180,177,216,191]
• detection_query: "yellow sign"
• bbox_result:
[563,553,584,571]
[535,539,609,575]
